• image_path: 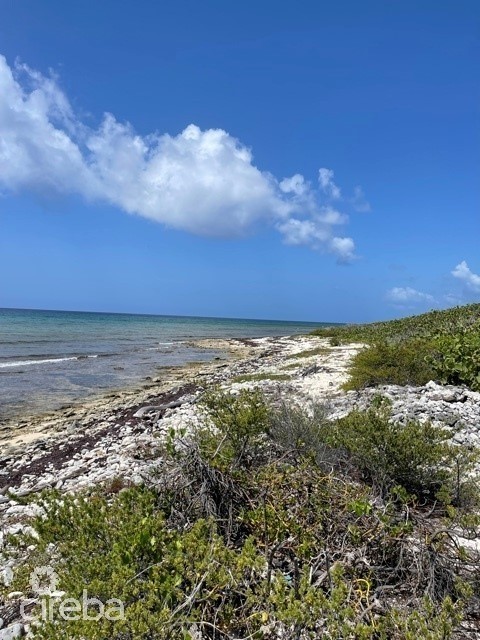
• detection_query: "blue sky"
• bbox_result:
[0,0,478,322]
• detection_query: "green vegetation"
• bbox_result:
[317,399,478,503]
[311,304,480,391]
[311,304,480,344]
[431,332,480,390]
[8,389,479,638]
[233,372,291,383]
[343,339,435,389]
[281,362,302,370]
[285,346,331,359]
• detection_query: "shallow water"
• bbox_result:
[0,308,337,419]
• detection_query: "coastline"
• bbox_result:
[0,334,361,496]
[2,332,480,637]
[0,338,254,452]
[3,329,479,504]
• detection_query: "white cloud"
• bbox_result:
[279,174,307,196]
[329,237,356,263]
[317,206,348,225]
[277,218,329,246]
[386,287,436,305]
[318,168,341,200]
[276,204,354,263]
[0,54,362,260]
[451,261,480,291]
[351,185,371,212]
[444,293,464,306]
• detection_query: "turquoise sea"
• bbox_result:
[0,308,338,420]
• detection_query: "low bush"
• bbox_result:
[430,332,480,391]
[7,391,480,639]
[12,468,471,639]
[198,387,271,469]
[311,303,480,393]
[233,372,291,383]
[343,339,435,389]
[310,303,480,344]
[320,402,469,502]
[285,346,331,359]
[269,402,343,471]
[17,489,266,640]
[269,401,327,457]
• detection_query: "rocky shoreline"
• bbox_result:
[0,336,362,497]
[1,334,480,638]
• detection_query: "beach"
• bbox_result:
[0,308,336,421]
[2,332,480,637]
[0,335,362,496]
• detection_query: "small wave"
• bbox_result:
[0,355,99,369]
[0,352,70,361]
[145,342,181,351]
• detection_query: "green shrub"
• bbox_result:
[198,387,271,468]
[310,303,480,345]
[430,332,480,391]
[285,346,331,359]
[344,340,435,389]
[321,404,456,500]
[18,488,266,639]
[7,389,479,639]
[311,304,480,393]
[269,402,340,469]
[15,476,468,639]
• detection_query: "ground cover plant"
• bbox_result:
[5,389,480,639]
[233,372,292,383]
[312,304,480,391]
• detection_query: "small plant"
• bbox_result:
[286,345,331,359]
[269,402,339,469]
[233,372,291,383]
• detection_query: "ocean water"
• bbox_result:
[0,308,337,420]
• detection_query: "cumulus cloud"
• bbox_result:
[276,205,354,263]
[452,261,480,291]
[386,287,436,305]
[0,55,366,261]
[318,168,341,199]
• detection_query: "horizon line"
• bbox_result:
[0,306,344,327]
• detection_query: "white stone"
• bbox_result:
[0,623,24,639]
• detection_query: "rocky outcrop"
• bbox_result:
[326,380,480,447]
